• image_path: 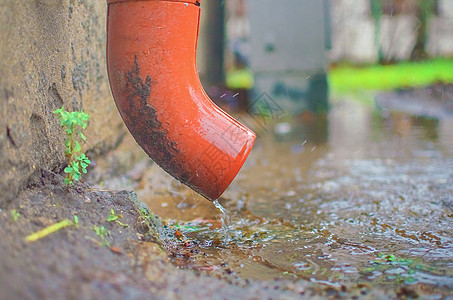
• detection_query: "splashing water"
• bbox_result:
[213,199,231,243]
[132,94,453,296]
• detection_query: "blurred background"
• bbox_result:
[196,0,453,115]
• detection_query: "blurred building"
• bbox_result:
[329,0,453,63]
[196,0,453,115]
[222,0,453,67]
[247,0,330,115]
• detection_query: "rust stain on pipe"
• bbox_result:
[106,0,255,200]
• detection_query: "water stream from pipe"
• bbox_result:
[213,199,231,243]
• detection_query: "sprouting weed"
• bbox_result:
[10,209,20,221]
[138,207,154,233]
[53,106,91,185]
[364,253,436,284]
[375,253,413,265]
[173,223,202,233]
[107,209,120,222]
[107,209,128,227]
[92,225,110,246]
[63,153,91,185]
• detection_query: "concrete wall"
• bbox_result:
[427,0,453,57]
[328,0,376,63]
[0,0,126,207]
[329,0,453,63]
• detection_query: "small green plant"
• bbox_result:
[92,225,110,246]
[138,207,153,231]
[10,209,20,221]
[107,209,128,227]
[53,106,91,185]
[362,253,438,284]
[173,222,202,233]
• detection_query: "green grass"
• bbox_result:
[226,69,254,90]
[225,58,453,95]
[329,58,453,94]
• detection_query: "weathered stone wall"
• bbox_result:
[0,0,126,207]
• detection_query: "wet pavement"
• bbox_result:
[134,87,453,297]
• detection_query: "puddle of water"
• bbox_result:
[133,94,453,295]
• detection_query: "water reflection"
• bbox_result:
[135,92,453,294]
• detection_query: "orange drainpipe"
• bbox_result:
[106,0,256,201]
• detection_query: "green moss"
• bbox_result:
[329,59,453,94]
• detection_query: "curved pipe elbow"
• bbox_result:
[106,0,255,200]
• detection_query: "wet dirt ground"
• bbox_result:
[0,169,340,299]
[1,85,452,299]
